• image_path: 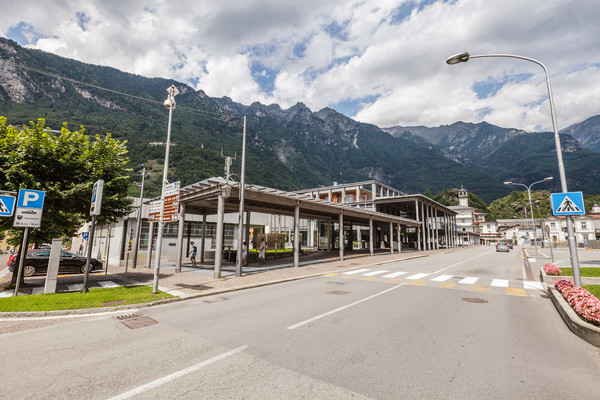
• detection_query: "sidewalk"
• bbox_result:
[0,248,449,301]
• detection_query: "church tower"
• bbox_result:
[458,186,469,207]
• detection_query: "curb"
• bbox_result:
[548,286,600,348]
[0,253,429,318]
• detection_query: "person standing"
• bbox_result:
[259,238,266,263]
[189,241,197,267]
[242,241,248,266]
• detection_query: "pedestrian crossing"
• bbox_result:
[323,269,546,296]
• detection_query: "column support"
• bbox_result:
[214,194,224,278]
[175,202,186,272]
[294,205,300,267]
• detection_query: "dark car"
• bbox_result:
[8,249,103,277]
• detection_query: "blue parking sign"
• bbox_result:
[17,189,45,209]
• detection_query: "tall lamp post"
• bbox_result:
[505,177,553,256]
[446,51,582,287]
[153,85,179,294]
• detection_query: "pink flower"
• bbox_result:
[555,280,600,326]
[544,263,562,276]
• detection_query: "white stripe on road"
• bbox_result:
[491,279,509,288]
[288,284,407,330]
[406,273,429,280]
[458,277,479,285]
[67,284,83,291]
[362,270,388,277]
[383,271,407,278]
[107,345,248,400]
[431,275,453,282]
[342,269,370,275]
[524,281,544,290]
[98,281,120,288]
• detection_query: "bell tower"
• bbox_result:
[458,186,469,207]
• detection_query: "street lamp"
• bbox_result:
[153,85,179,294]
[505,177,552,256]
[447,51,582,286]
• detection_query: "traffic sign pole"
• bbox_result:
[13,227,30,296]
[82,215,97,293]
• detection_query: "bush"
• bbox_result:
[543,263,562,276]
[555,279,600,326]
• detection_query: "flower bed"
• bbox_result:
[555,279,600,326]
[543,263,562,276]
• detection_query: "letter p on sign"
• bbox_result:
[17,189,45,209]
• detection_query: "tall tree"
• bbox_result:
[0,117,133,282]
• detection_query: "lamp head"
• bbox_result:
[221,184,232,199]
[504,181,513,185]
[446,51,470,65]
[544,177,553,181]
[164,98,173,109]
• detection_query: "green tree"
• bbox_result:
[487,190,552,220]
[423,189,434,199]
[0,117,133,245]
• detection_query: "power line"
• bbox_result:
[0,58,244,123]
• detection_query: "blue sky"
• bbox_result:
[1,0,600,131]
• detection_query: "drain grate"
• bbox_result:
[461,297,488,304]
[202,296,229,304]
[327,290,350,296]
[116,313,159,329]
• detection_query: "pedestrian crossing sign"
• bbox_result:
[0,195,16,217]
[550,192,585,216]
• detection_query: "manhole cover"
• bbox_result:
[327,290,350,296]
[461,297,488,304]
[116,313,158,329]
[202,296,229,304]
[327,281,346,286]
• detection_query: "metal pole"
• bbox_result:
[526,186,538,257]
[82,215,97,293]
[236,116,247,277]
[13,227,29,296]
[154,89,176,294]
[132,166,145,269]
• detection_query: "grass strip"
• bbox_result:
[584,285,600,299]
[0,285,175,312]
[560,267,600,278]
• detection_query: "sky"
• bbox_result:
[1,0,599,132]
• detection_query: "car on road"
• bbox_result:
[496,243,510,252]
[8,249,103,277]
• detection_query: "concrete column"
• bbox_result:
[434,208,439,250]
[294,205,300,267]
[369,218,374,256]
[371,183,377,200]
[415,200,421,251]
[200,214,207,263]
[245,211,251,246]
[146,221,154,268]
[341,187,346,204]
[339,213,344,261]
[389,222,394,255]
[214,194,224,278]
[328,189,332,202]
[355,187,360,202]
[397,223,402,253]
[175,202,186,272]
[423,203,429,250]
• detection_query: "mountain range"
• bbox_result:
[1,37,599,204]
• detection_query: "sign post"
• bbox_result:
[83,180,104,293]
[13,189,45,296]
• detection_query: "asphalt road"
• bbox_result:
[2,246,600,399]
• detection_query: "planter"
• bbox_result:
[540,267,600,286]
[548,286,600,348]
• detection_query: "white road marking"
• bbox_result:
[433,251,493,274]
[458,277,479,285]
[491,279,509,288]
[383,271,407,278]
[524,281,544,290]
[288,284,407,330]
[67,284,83,291]
[431,275,453,282]
[98,281,120,288]
[362,270,388,277]
[406,273,429,280]
[343,268,370,275]
[107,345,249,400]
[0,309,140,321]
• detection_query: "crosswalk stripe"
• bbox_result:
[459,277,479,285]
[431,275,453,282]
[524,281,544,290]
[383,271,407,278]
[361,276,379,281]
[343,269,370,275]
[98,281,120,288]
[363,270,388,277]
[490,279,509,288]
[323,273,339,277]
[406,273,430,280]
[506,288,527,296]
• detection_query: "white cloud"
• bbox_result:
[1,0,600,131]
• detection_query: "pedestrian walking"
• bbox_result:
[242,241,248,266]
[259,238,266,263]
[189,241,197,267]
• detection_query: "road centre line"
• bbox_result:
[107,345,249,400]
[432,251,492,274]
[287,284,407,330]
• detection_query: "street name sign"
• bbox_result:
[148,182,180,222]
[550,192,585,216]
[0,195,16,217]
[14,189,45,228]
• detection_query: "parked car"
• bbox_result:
[496,243,510,252]
[507,243,514,249]
[8,249,102,277]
